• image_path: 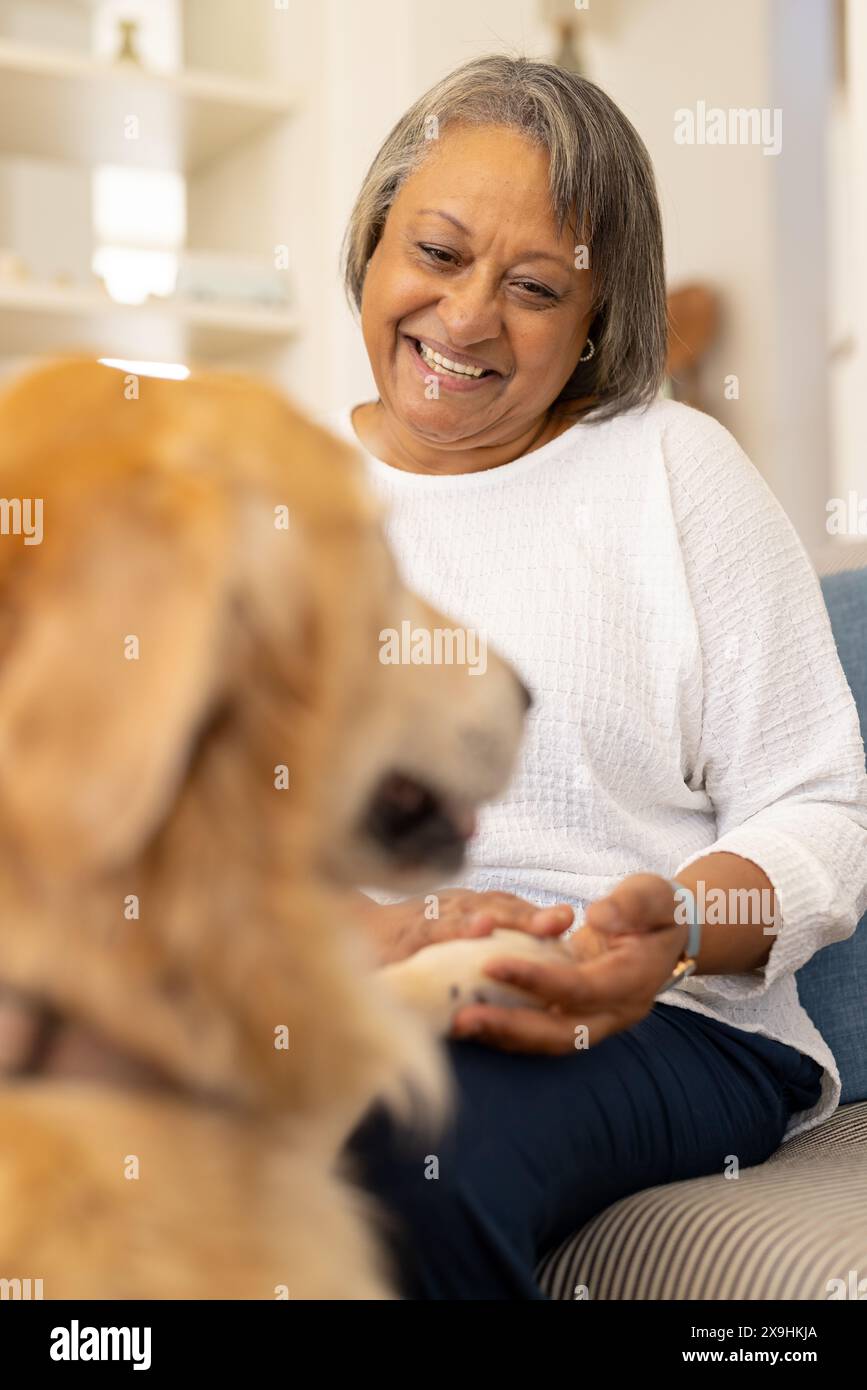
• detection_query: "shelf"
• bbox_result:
[0,279,299,362]
[0,38,297,173]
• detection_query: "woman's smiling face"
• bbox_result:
[359,124,595,452]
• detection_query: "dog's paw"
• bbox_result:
[379,929,570,1035]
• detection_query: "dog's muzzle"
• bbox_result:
[362,771,477,872]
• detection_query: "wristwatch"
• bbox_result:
[656,879,702,995]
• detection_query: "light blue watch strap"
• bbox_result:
[656,879,702,994]
[669,879,702,959]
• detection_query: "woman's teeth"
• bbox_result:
[416,339,488,378]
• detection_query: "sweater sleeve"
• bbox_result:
[664,409,867,998]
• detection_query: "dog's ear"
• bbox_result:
[0,470,236,880]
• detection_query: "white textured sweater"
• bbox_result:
[332,397,867,1139]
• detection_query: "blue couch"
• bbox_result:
[539,550,867,1300]
[797,565,867,1103]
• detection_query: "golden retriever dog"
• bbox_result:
[0,357,531,1299]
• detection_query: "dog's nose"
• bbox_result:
[363,771,469,872]
[517,678,533,712]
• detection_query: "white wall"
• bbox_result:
[586,0,838,549]
[833,0,867,511]
[581,0,786,508]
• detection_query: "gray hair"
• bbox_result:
[342,54,668,422]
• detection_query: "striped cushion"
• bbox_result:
[537,1101,867,1300]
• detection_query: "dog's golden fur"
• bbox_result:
[0,358,460,1299]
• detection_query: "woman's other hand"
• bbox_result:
[450,874,689,1053]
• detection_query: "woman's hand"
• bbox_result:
[451,874,690,1053]
[352,889,574,967]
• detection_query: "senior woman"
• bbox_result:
[333,55,867,1300]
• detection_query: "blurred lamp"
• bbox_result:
[540,0,589,74]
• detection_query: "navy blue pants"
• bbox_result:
[343,1001,824,1299]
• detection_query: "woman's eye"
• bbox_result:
[514,280,557,301]
[419,244,457,265]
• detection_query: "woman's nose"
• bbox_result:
[438,278,502,348]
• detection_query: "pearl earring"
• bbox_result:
[578,337,595,363]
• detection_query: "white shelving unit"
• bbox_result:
[0,38,297,174]
[0,278,298,361]
[0,0,301,373]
